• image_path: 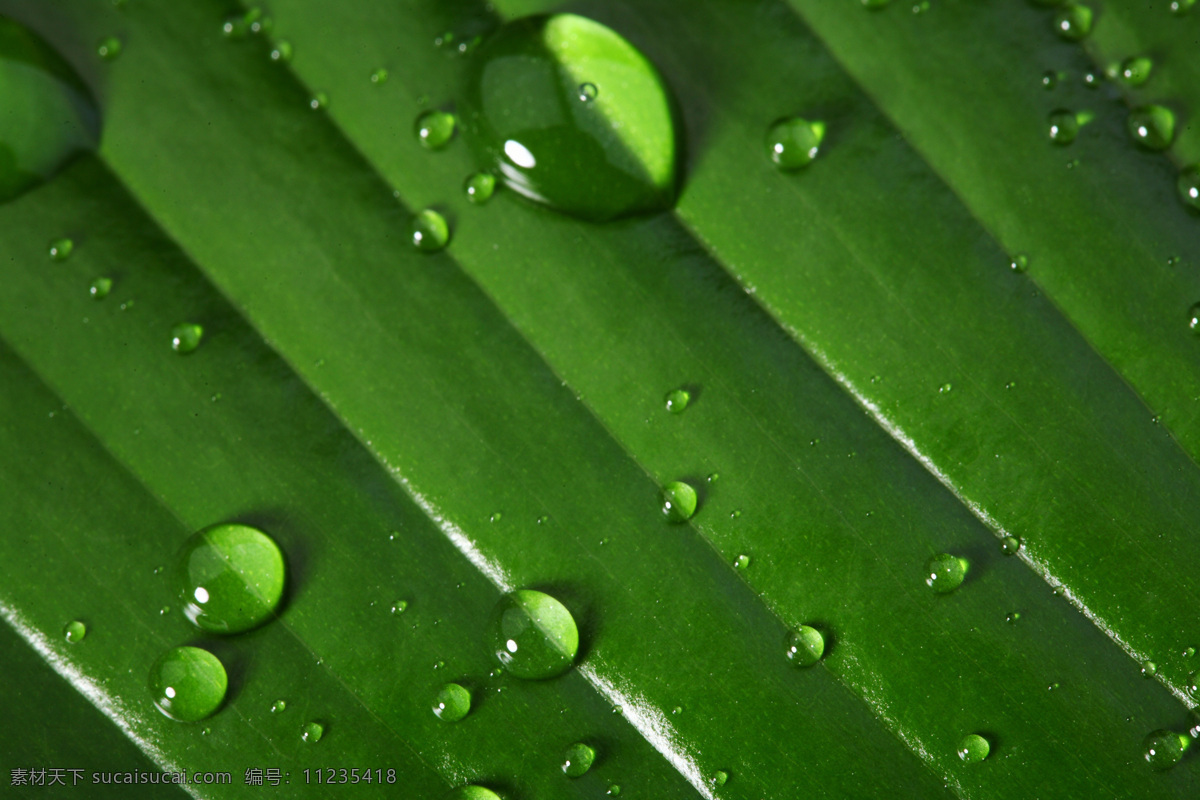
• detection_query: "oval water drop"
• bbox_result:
[1119,56,1153,86]
[461,14,678,221]
[48,238,73,260]
[766,117,825,171]
[1010,254,1029,273]
[1053,4,1093,41]
[957,733,990,763]
[63,619,87,643]
[464,172,496,204]
[148,646,227,721]
[713,770,729,786]
[96,36,122,61]
[1143,729,1189,771]
[415,110,457,151]
[1047,109,1080,145]
[487,589,579,679]
[925,553,968,593]
[301,721,324,743]
[1187,670,1200,695]
[607,785,621,796]
[89,276,113,299]
[1001,535,1021,555]
[1040,70,1057,90]
[784,625,825,667]
[660,480,697,522]
[269,41,293,63]
[391,599,409,614]
[175,523,286,634]
[170,323,204,354]
[433,682,472,722]
[664,388,690,414]
[1127,105,1175,151]
[411,208,450,252]
[562,741,596,777]
[734,553,751,569]
[1142,660,1157,678]
[1006,611,1021,623]
[1177,166,1200,211]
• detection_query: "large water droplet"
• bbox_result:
[1143,729,1189,771]
[170,322,204,354]
[444,788,501,800]
[664,388,690,414]
[301,721,324,743]
[415,110,457,151]
[1189,303,1200,333]
[660,480,697,522]
[1127,105,1175,151]
[925,553,969,593]
[766,117,825,170]
[175,523,286,634]
[562,742,596,777]
[465,172,496,204]
[411,208,450,252]
[957,733,990,763]
[1178,166,1200,211]
[148,646,227,721]
[1053,4,1094,40]
[1119,56,1153,86]
[784,625,825,667]
[63,619,87,643]
[487,589,579,679]
[461,14,678,221]
[433,682,472,722]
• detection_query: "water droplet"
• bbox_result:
[370,67,388,85]
[1177,166,1200,211]
[175,523,286,633]
[1048,109,1082,145]
[1142,660,1158,678]
[938,383,952,394]
[269,41,293,63]
[301,721,324,743]
[89,276,113,299]
[487,589,579,679]
[713,770,729,786]
[1001,536,1022,555]
[309,92,328,111]
[734,553,751,569]
[1185,646,1196,658]
[158,605,170,615]
[410,208,450,252]
[415,110,457,150]
[536,515,549,525]
[49,238,74,260]
[1082,70,1101,88]
[784,625,825,667]
[1143,729,1189,770]
[148,646,227,721]
[221,16,247,38]
[562,742,596,777]
[706,472,719,483]
[766,116,826,170]
[170,322,204,354]
[460,14,677,221]
[271,699,287,713]
[1041,70,1058,90]
[390,599,409,615]
[443,788,502,800]
[464,172,496,204]
[1053,4,1093,41]
[489,511,503,523]
[1006,611,1021,624]
[957,733,990,763]
[1119,56,1153,86]
[1170,0,1196,13]
[660,480,697,523]
[1187,671,1200,695]
[925,553,969,593]
[730,509,742,519]
[97,36,122,61]
[606,785,622,796]
[242,7,271,35]
[1127,105,1175,151]
[578,82,598,103]
[433,682,472,722]
[1010,254,1029,273]
[664,388,691,414]
[1048,682,1059,690]
[63,619,87,642]
[434,659,445,670]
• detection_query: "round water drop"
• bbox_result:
[1142,660,1157,678]
[433,682,472,722]
[734,554,751,569]
[370,67,388,85]
[391,599,409,614]
[301,721,324,743]
[713,770,729,786]
[1171,0,1196,13]
[487,589,579,679]
[1185,646,1197,658]
[269,41,293,63]
[415,110,457,150]
[1040,71,1058,90]
[925,553,968,593]
[1047,109,1080,145]
[464,172,496,204]
[1188,671,1200,695]
[90,276,113,300]
[309,92,328,111]
[1053,4,1093,41]
[939,383,953,394]
[957,733,990,764]
[607,785,621,796]
[443,788,501,800]
[175,523,286,634]
[411,208,450,252]
[170,323,204,354]
[460,14,678,221]
[49,238,73,260]
[1143,729,1189,771]
[1010,254,1029,273]
[1006,611,1021,624]
[664,388,690,414]
[63,619,87,643]
[221,15,247,38]
[562,741,596,777]
[148,646,227,722]
[1127,105,1175,151]
[784,625,825,667]
[1177,166,1200,211]
[97,36,122,61]
[489,511,503,523]
[1119,56,1153,86]
[1001,535,1021,555]
[271,699,287,713]
[660,480,697,522]
[766,117,825,171]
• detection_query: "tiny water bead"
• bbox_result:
[1185,646,1197,658]
[309,92,328,110]
[1142,660,1158,678]
[660,480,697,522]
[49,238,73,260]
[562,742,596,777]
[1127,105,1175,151]
[489,511,503,523]
[148,646,227,722]
[1053,4,1093,41]
[271,699,287,713]
[607,785,621,796]
[89,277,113,300]
[1188,671,1200,695]
[301,721,324,743]
[784,625,825,667]
[170,323,204,354]
[1047,109,1082,145]
[766,117,825,171]
[1040,70,1058,90]
[734,554,751,570]
[370,68,388,85]
[269,41,293,63]
[664,388,690,414]
[957,733,990,764]
[464,172,496,204]
[1010,254,1029,273]
[411,208,450,252]
[460,14,677,221]
[488,589,579,679]
[433,682,472,722]
[1178,166,1200,211]
[415,110,457,150]
[1006,612,1021,624]
[444,788,502,800]
[391,599,409,614]
[175,523,287,634]
[1119,56,1153,86]
[96,36,122,61]
[1001,535,1022,555]
[713,770,729,786]
[925,553,969,593]
[1143,730,1189,771]
[63,620,87,643]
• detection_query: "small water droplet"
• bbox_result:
[464,172,496,204]
[706,472,719,483]
[170,322,204,354]
[1127,105,1175,151]
[562,742,596,777]
[1001,536,1022,555]
[433,682,472,722]
[536,515,549,525]
[391,600,409,614]
[734,553,751,569]
[1081,70,1101,89]
[1048,682,1060,690]
[713,770,729,786]
[660,480,697,522]
[158,605,170,615]
[1048,109,1082,145]
[97,36,123,60]
[925,553,969,593]
[1053,4,1093,41]
[938,383,952,394]
[221,16,247,38]
[1006,611,1021,624]
[488,589,579,679]
[1178,166,1200,211]
[63,620,87,642]
[89,276,113,299]
[1010,255,1029,273]
[1041,70,1058,90]
[766,116,826,170]
[271,699,286,713]
[1188,302,1200,333]
[664,388,690,414]
[175,523,286,633]
[1170,0,1196,14]
[606,784,621,796]
[434,659,445,670]
[578,82,598,102]
[49,238,74,260]
[269,41,293,63]
[411,208,450,252]
[1184,646,1196,658]
[784,625,825,667]
[242,7,271,35]
[1143,729,1189,770]
[370,67,388,85]
[671,705,683,715]
[415,110,457,150]
[957,733,990,764]
[1119,56,1153,86]
[1187,670,1200,695]
[309,92,328,111]
[301,721,324,743]
[1142,660,1158,678]
[1005,380,1017,389]
[148,646,227,721]
[730,509,742,519]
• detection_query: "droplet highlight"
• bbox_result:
[465,172,496,204]
[175,523,286,634]
[1143,729,1189,771]
[148,646,227,721]
[301,721,324,743]
[664,388,690,414]
[89,277,112,300]
[1001,536,1021,555]
[48,238,73,260]
[96,36,122,61]
[1178,166,1200,211]
[487,589,579,679]
[1053,4,1093,41]
[1118,56,1153,86]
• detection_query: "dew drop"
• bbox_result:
[939,383,952,394]
[489,511,502,523]
[269,41,293,63]
[415,110,457,150]
[578,82,598,103]
[607,784,621,796]
[148,646,227,721]
[1001,536,1022,555]
[89,276,113,300]
[1006,611,1021,624]
[1082,70,1101,88]
[443,788,502,800]
[1142,660,1158,678]
[158,605,170,616]
[730,509,742,519]
[433,682,472,722]
[734,553,751,569]
[1047,109,1081,145]
[1177,166,1200,211]
[713,770,729,786]
[1188,303,1200,333]
[1010,254,1029,273]
[784,625,825,667]
[309,92,328,111]
[925,553,969,593]
[271,699,286,713]
[536,515,549,525]
[1188,671,1200,695]
[391,599,409,614]
[411,208,450,252]
[957,733,990,764]
[1185,646,1196,658]
[1040,70,1058,90]
[706,472,719,483]
[1143,729,1189,771]
[562,741,596,777]
[221,16,247,38]
[63,619,87,643]
[175,523,286,634]
[660,480,698,522]
[1170,0,1196,13]
[1053,4,1093,41]
[487,589,579,679]
[1127,105,1175,151]
[464,172,496,204]
[170,322,204,354]
[766,116,826,170]
[49,238,74,260]
[664,388,691,414]
[370,67,388,85]
[301,721,324,743]
[97,36,122,61]
[1119,56,1153,86]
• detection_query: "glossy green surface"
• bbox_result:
[147,646,228,722]
[175,523,286,634]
